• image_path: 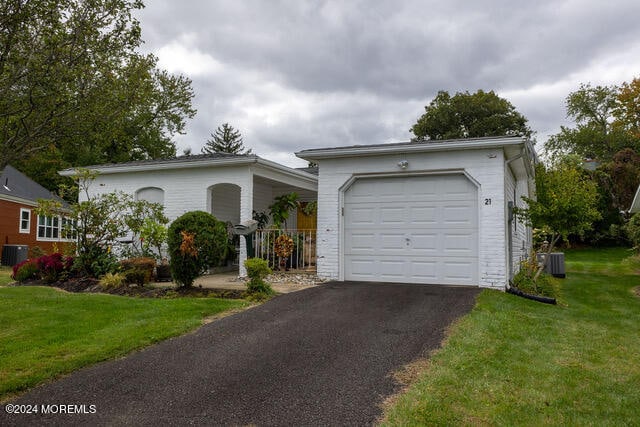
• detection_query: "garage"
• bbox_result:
[296,136,536,289]
[343,174,478,285]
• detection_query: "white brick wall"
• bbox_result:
[315,148,522,289]
[82,164,318,277]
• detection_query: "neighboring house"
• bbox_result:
[296,136,537,289]
[59,153,318,276]
[0,165,73,265]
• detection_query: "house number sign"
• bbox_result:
[484,198,492,205]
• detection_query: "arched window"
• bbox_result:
[136,187,164,205]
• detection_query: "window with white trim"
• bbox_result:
[19,208,31,233]
[37,215,76,241]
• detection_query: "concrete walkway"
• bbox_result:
[168,271,320,294]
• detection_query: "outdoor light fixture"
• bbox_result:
[398,160,409,169]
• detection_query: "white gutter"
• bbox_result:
[296,137,526,160]
[254,158,318,185]
[58,156,318,184]
[58,156,258,176]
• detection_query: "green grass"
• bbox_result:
[382,247,640,426]
[0,287,247,400]
[0,266,13,286]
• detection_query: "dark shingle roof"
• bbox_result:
[74,152,257,170]
[295,167,319,176]
[0,165,68,206]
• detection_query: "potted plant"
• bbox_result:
[274,233,294,271]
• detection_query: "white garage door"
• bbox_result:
[344,174,478,285]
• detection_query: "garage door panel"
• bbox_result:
[442,261,475,282]
[347,232,377,252]
[443,233,476,255]
[344,174,478,285]
[380,233,406,251]
[345,207,375,225]
[409,260,438,280]
[409,233,439,252]
[347,259,376,280]
[379,260,406,280]
[380,207,406,224]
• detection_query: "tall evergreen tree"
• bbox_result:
[202,123,251,155]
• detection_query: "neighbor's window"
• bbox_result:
[61,217,78,240]
[19,208,31,233]
[37,215,76,241]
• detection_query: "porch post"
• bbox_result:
[238,173,253,277]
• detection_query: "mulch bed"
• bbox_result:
[13,277,245,299]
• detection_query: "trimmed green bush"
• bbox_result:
[167,211,229,287]
[99,272,126,289]
[512,267,559,298]
[12,260,39,283]
[123,269,148,286]
[244,257,273,296]
[119,257,155,284]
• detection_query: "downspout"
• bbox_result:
[505,149,524,283]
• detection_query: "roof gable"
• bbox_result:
[0,165,68,206]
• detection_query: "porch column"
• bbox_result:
[238,173,253,277]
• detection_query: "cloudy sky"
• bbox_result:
[135,0,640,167]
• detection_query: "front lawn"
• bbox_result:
[382,247,640,425]
[0,266,13,286]
[0,286,247,400]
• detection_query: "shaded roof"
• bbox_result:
[295,166,319,176]
[0,165,69,207]
[296,136,528,158]
[61,152,256,172]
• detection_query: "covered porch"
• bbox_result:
[206,160,317,276]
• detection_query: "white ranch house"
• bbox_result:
[60,153,318,276]
[62,136,536,289]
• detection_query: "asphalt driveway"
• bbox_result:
[2,281,480,426]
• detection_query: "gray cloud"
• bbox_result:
[135,0,640,166]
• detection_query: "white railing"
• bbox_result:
[252,229,317,271]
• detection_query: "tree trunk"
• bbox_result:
[534,234,561,281]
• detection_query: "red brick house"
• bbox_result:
[0,165,73,265]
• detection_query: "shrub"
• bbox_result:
[120,257,155,282]
[625,213,640,254]
[74,244,119,278]
[167,211,229,287]
[123,269,149,286]
[512,256,560,299]
[36,253,70,283]
[12,260,40,282]
[28,246,46,259]
[244,257,274,295]
[99,272,126,289]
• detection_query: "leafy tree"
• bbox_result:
[201,123,251,155]
[411,90,532,140]
[598,148,640,212]
[269,192,299,229]
[37,168,168,277]
[516,163,601,280]
[0,0,196,193]
[615,78,640,141]
[167,211,229,287]
[544,83,638,161]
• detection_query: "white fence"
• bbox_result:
[252,229,316,271]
